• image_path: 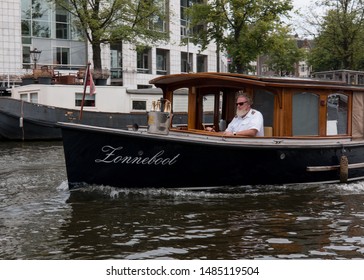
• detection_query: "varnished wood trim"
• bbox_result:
[307,162,364,172]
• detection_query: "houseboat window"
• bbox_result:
[132,100,147,111]
[292,92,319,136]
[253,89,274,127]
[30,92,38,103]
[20,93,28,101]
[327,93,348,135]
[75,93,95,107]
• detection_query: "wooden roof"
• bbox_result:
[150,72,364,93]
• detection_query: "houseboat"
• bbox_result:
[0,84,188,140]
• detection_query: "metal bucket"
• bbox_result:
[147,111,171,135]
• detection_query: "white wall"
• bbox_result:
[12,84,129,112]
[0,0,22,76]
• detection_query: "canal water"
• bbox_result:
[1,141,364,260]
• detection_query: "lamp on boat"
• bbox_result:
[30,48,42,69]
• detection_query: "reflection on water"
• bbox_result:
[1,141,364,259]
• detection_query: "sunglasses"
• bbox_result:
[236,101,248,106]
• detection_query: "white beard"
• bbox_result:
[236,107,249,117]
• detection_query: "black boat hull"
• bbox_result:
[60,123,364,189]
[0,98,151,140]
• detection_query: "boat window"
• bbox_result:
[327,93,348,135]
[172,92,188,127]
[75,93,95,107]
[292,92,319,136]
[202,94,216,127]
[253,89,274,127]
[132,100,147,111]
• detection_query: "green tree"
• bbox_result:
[265,28,305,76]
[187,0,293,73]
[49,0,168,71]
[308,0,364,71]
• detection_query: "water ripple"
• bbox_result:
[2,141,364,259]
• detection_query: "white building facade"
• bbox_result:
[0,0,23,84]
[0,0,228,90]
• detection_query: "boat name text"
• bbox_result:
[95,145,180,166]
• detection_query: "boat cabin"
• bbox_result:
[149,72,364,139]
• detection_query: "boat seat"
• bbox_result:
[264,126,273,137]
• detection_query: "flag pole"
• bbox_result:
[79,62,91,120]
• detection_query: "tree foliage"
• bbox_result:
[265,27,306,76]
[308,0,364,71]
[48,0,169,70]
[187,0,293,73]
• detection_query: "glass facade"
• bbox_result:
[21,0,85,69]
[0,0,221,88]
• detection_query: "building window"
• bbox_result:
[111,44,123,79]
[21,0,77,40]
[150,0,167,33]
[21,0,51,38]
[21,0,32,19]
[75,93,95,107]
[196,54,207,72]
[23,46,31,66]
[180,0,191,39]
[22,20,31,36]
[137,47,151,74]
[32,20,51,38]
[180,0,203,39]
[55,5,70,39]
[156,49,169,75]
[54,47,70,65]
[31,1,51,38]
[132,100,147,111]
[181,52,193,73]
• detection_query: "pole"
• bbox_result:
[79,63,91,120]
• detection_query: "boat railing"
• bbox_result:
[169,127,353,142]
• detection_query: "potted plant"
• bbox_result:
[34,69,53,84]
[92,69,110,85]
[21,73,35,85]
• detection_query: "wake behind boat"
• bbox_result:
[59,72,364,189]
